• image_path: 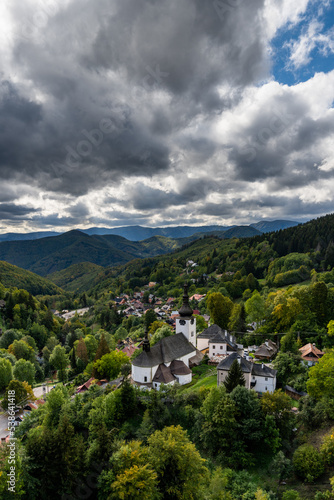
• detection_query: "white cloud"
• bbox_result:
[287,19,334,69]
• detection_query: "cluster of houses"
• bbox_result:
[130,283,326,394]
[131,284,278,393]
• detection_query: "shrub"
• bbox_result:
[293,444,324,482]
[320,429,334,466]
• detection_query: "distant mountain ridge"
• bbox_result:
[250,220,299,233]
[0,220,299,243]
[0,225,269,277]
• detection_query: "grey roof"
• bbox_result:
[254,340,278,359]
[208,331,237,349]
[217,353,252,373]
[198,324,226,339]
[170,359,192,375]
[252,364,277,378]
[217,353,276,378]
[284,385,307,396]
[153,364,176,384]
[189,349,204,366]
[132,333,196,368]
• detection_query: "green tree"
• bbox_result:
[0,329,22,349]
[148,425,209,500]
[282,491,301,500]
[8,339,35,362]
[307,349,334,399]
[76,337,88,366]
[145,309,157,330]
[199,386,237,463]
[99,440,159,500]
[49,345,69,382]
[150,325,173,346]
[293,444,324,482]
[196,315,208,334]
[272,351,307,388]
[206,292,233,329]
[1,379,34,409]
[44,385,68,427]
[224,360,246,393]
[111,464,160,500]
[261,389,294,437]
[92,332,111,378]
[228,303,247,333]
[280,331,299,354]
[245,291,265,326]
[94,351,129,380]
[13,359,36,386]
[0,358,13,391]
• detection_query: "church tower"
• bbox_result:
[175,283,196,348]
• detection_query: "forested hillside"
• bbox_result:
[0,261,63,296]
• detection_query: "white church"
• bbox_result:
[131,284,202,389]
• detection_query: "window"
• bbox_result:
[265,377,268,381]
[191,331,194,336]
[265,387,267,391]
[220,346,223,350]
[212,345,216,349]
[253,376,255,380]
[155,383,158,388]
[144,376,147,382]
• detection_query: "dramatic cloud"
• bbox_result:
[0,0,334,232]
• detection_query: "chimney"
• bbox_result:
[237,356,241,365]
[265,341,269,347]
[262,363,264,369]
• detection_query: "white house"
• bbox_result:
[217,353,277,394]
[197,324,243,357]
[131,284,201,389]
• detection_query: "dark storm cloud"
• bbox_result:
[68,202,90,218]
[1,0,270,199]
[2,0,334,229]
[0,203,37,220]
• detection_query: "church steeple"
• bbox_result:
[178,283,193,318]
[142,328,150,352]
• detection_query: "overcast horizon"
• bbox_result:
[1,0,334,233]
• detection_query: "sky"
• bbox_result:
[0,0,334,233]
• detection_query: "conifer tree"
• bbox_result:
[92,333,110,378]
[70,347,77,371]
[224,359,246,393]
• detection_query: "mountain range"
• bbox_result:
[0,226,264,277]
[0,220,298,243]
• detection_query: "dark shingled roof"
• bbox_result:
[252,364,277,378]
[153,364,176,384]
[217,353,252,373]
[254,340,278,359]
[217,353,277,378]
[197,324,226,339]
[132,333,195,368]
[170,359,192,375]
[208,331,237,350]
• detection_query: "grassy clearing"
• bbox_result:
[181,364,217,392]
